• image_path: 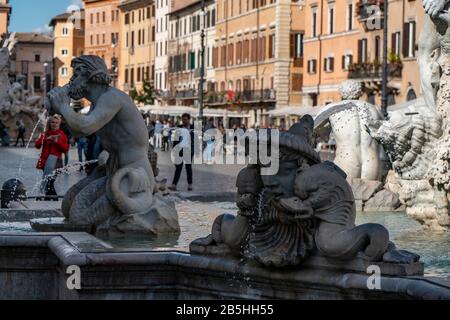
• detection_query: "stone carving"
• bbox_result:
[191,119,419,267]
[365,4,450,230]
[0,48,43,139]
[46,56,179,237]
[314,80,386,181]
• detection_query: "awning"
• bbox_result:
[140,105,250,118]
[266,106,326,118]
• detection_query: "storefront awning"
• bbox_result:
[266,106,326,118]
[140,105,250,118]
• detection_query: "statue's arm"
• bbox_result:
[48,87,121,137]
[418,15,441,109]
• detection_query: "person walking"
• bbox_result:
[15,120,26,147]
[60,118,72,166]
[0,120,10,147]
[203,118,215,164]
[76,136,88,166]
[35,115,69,200]
[169,113,194,191]
[154,120,163,149]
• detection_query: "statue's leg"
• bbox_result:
[315,222,389,261]
[62,166,106,218]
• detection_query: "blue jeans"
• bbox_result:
[203,140,213,162]
[77,139,88,162]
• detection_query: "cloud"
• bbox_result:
[68,0,84,11]
[32,24,53,35]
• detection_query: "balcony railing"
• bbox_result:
[206,90,277,105]
[348,62,402,79]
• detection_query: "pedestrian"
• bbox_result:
[84,134,102,175]
[35,115,69,200]
[15,120,26,147]
[148,121,155,145]
[162,120,170,151]
[76,136,88,164]
[169,113,194,192]
[203,117,215,164]
[60,118,72,166]
[154,120,163,149]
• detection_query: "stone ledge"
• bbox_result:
[0,233,448,300]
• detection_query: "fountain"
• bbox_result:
[0,20,450,298]
[0,48,44,142]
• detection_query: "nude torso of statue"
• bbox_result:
[91,87,151,177]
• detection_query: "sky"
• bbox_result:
[9,0,83,33]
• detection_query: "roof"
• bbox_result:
[118,0,152,11]
[170,0,214,15]
[49,10,85,27]
[14,32,53,44]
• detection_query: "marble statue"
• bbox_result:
[314,80,386,181]
[46,55,179,237]
[366,1,450,230]
[0,48,43,140]
[191,118,419,267]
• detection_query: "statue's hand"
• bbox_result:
[47,86,70,114]
[423,0,448,18]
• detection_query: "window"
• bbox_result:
[125,13,130,24]
[269,34,275,58]
[307,59,317,74]
[403,21,416,58]
[358,38,368,63]
[328,6,335,34]
[33,76,41,91]
[293,33,303,58]
[35,54,40,62]
[375,36,381,63]
[61,49,69,56]
[324,56,334,72]
[341,54,353,70]
[62,26,69,35]
[60,67,68,76]
[392,32,401,56]
[347,3,353,31]
[292,73,303,91]
[311,9,317,37]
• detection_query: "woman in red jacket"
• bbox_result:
[35,115,69,199]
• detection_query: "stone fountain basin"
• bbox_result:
[0,232,449,300]
[1,198,450,299]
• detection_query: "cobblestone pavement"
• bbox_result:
[0,145,245,196]
[0,145,335,197]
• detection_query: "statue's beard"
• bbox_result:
[68,82,88,100]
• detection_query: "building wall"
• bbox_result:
[155,0,170,104]
[0,0,11,37]
[167,0,216,107]
[303,0,424,107]
[14,40,54,104]
[118,0,155,93]
[53,17,85,87]
[84,0,121,86]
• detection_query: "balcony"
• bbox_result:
[205,90,277,106]
[348,62,402,80]
[175,89,197,100]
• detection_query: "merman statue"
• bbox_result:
[46,55,179,237]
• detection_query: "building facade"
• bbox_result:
[118,0,155,93]
[84,0,121,87]
[166,0,216,107]
[154,0,170,105]
[50,10,85,87]
[0,0,11,38]
[210,0,305,127]
[303,0,424,107]
[11,33,54,104]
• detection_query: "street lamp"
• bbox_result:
[198,0,206,123]
[381,0,389,118]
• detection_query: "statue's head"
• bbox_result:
[69,55,112,100]
[339,80,363,100]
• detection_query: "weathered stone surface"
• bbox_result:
[30,217,92,233]
[348,178,383,201]
[364,189,401,212]
[0,233,448,300]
